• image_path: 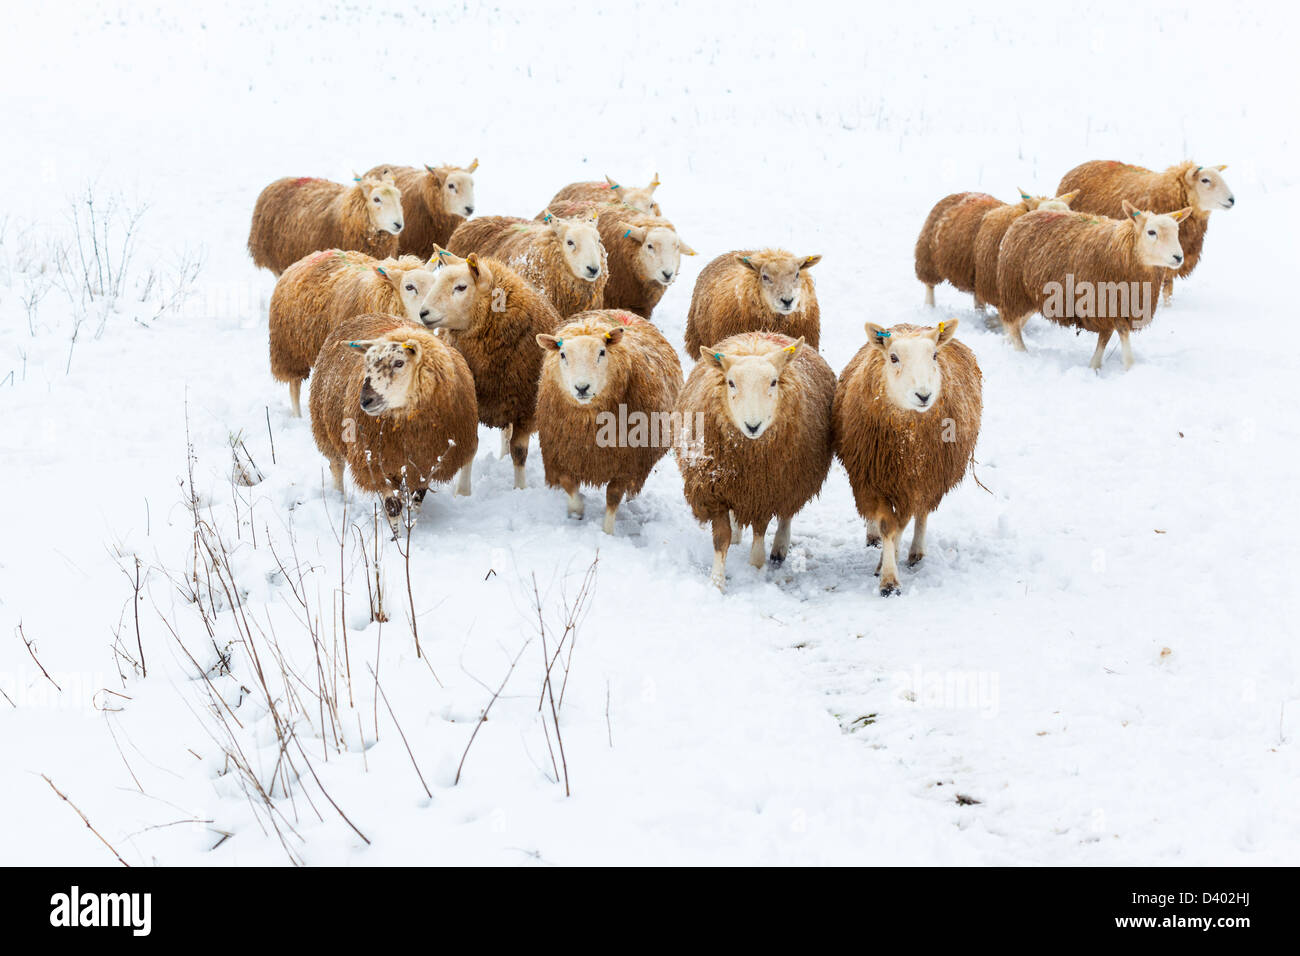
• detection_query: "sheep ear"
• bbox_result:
[346,338,379,351]
[700,346,724,367]
[736,254,759,272]
[467,157,479,173]
[800,254,822,270]
[466,253,481,279]
[678,239,697,256]
[604,327,626,347]
[648,173,660,191]
[401,338,421,359]
[865,322,891,351]
[1168,206,1194,224]
[772,337,804,371]
[536,334,562,352]
[1055,189,1079,207]
[429,244,455,267]
[604,175,620,190]
[1017,187,1031,201]
[935,319,959,348]
[618,223,647,243]
[1121,199,1142,220]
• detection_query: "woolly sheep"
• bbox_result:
[684,249,823,357]
[534,310,682,534]
[447,212,607,318]
[268,249,440,417]
[673,332,835,591]
[1057,161,1234,302]
[364,161,477,259]
[995,201,1191,369]
[541,199,695,321]
[248,171,404,276]
[309,313,479,538]
[548,173,662,216]
[914,189,1077,309]
[972,189,1078,313]
[420,247,563,491]
[832,320,982,596]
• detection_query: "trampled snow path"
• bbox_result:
[1,0,1297,865]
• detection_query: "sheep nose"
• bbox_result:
[393,221,403,231]
[586,265,600,277]
[1172,253,1183,263]
[574,383,591,397]
[915,391,931,405]
[780,297,794,308]
[661,270,674,281]
[745,421,761,435]
[419,309,430,320]
[464,206,474,215]
[1227,196,1235,206]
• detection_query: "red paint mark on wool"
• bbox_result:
[293,177,320,186]
[613,311,641,325]
[759,332,795,346]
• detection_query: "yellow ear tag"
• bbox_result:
[403,340,419,353]
[937,321,945,335]
[784,344,797,354]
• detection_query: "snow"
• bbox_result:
[1,0,1297,865]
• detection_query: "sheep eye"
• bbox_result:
[646,244,654,251]
[1201,178,1210,184]
[455,284,467,292]
[567,239,575,247]
[393,360,404,368]
[1147,229,1156,237]
[890,354,899,364]
[373,197,381,203]
[933,352,938,360]
[449,183,456,191]
[405,284,415,292]
[769,379,777,388]
[727,379,736,388]
[761,274,771,283]
[560,352,566,360]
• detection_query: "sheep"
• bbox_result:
[1057,160,1234,302]
[446,212,607,318]
[994,201,1192,369]
[248,171,404,276]
[972,189,1078,314]
[914,188,1077,310]
[419,247,563,491]
[268,249,441,417]
[309,313,479,538]
[548,173,662,216]
[363,160,477,258]
[534,310,682,534]
[672,332,835,591]
[539,200,695,321]
[831,320,982,596]
[684,249,823,357]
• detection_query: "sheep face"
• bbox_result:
[1027,189,1078,213]
[550,215,604,282]
[865,321,959,414]
[384,267,440,327]
[621,222,695,286]
[419,252,492,330]
[739,253,821,315]
[1186,164,1235,211]
[703,339,802,440]
[609,174,660,215]
[1122,201,1191,269]
[440,163,477,218]
[350,338,421,416]
[537,328,625,405]
[361,174,405,235]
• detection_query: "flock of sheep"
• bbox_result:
[248,157,1234,594]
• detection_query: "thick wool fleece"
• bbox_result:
[447,216,608,318]
[917,192,1002,293]
[309,313,478,494]
[248,177,398,275]
[684,249,821,355]
[832,324,982,530]
[536,310,682,497]
[674,332,836,529]
[365,164,468,259]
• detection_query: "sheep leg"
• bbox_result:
[409,487,428,522]
[1088,329,1112,371]
[560,475,584,520]
[710,514,731,591]
[924,284,935,307]
[499,423,513,459]
[865,518,881,548]
[749,518,770,570]
[729,510,742,547]
[603,482,626,535]
[383,493,403,540]
[908,512,928,567]
[1161,272,1174,306]
[1004,313,1030,352]
[509,426,531,490]
[770,516,792,565]
[1118,328,1135,370]
[455,459,473,497]
[289,380,303,418]
[874,514,902,596]
[973,294,986,312]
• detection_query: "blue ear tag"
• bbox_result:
[875,330,891,339]
[556,339,563,347]
[714,352,723,362]
[624,230,631,238]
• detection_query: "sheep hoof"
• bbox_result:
[866,535,882,548]
[879,582,901,597]
[710,572,726,592]
[908,552,924,568]
[769,550,786,566]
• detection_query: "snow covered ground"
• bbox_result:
[2,0,1298,865]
